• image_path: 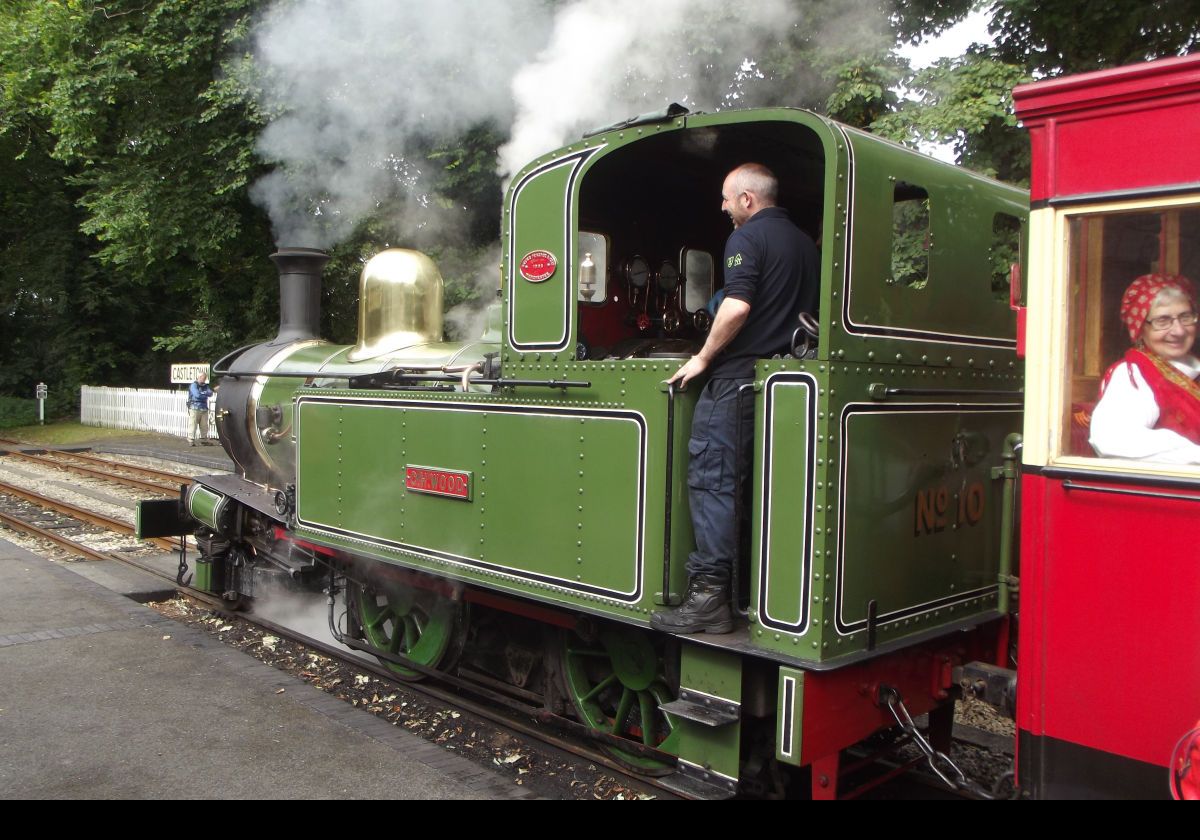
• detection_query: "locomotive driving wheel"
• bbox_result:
[559,622,681,774]
[350,580,467,682]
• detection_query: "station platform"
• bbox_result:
[0,537,530,799]
[92,432,235,473]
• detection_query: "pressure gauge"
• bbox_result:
[625,256,649,288]
[656,261,680,292]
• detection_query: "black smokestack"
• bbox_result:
[269,246,329,344]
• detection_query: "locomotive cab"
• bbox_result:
[500,108,1025,657]
[570,118,828,361]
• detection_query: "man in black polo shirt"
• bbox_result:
[651,163,819,634]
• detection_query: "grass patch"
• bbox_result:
[1,421,175,446]
[0,396,37,429]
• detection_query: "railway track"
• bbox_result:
[0,505,148,563]
[0,478,178,552]
[0,438,192,495]
[225,604,684,799]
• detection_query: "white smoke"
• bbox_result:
[249,0,889,248]
[249,0,548,247]
[498,0,802,176]
[249,579,373,662]
[444,245,503,344]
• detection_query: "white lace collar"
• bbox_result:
[1169,355,1200,380]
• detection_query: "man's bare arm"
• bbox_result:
[666,297,751,389]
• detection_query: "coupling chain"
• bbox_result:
[879,685,997,800]
[175,536,191,586]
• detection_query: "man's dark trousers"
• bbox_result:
[685,375,755,583]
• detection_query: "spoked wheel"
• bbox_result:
[560,622,681,774]
[350,580,467,681]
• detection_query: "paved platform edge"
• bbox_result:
[93,442,233,471]
[0,537,537,800]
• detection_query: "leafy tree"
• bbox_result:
[990,0,1200,76]
[0,0,276,399]
[874,53,1031,182]
[0,130,82,395]
[877,0,1200,184]
[890,0,978,44]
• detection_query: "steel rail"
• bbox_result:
[0,478,177,551]
[0,447,181,495]
[0,508,118,563]
[45,449,196,485]
[0,508,221,610]
[0,438,195,485]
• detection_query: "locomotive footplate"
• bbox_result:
[192,473,286,523]
[667,610,1004,672]
[659,689,740,726]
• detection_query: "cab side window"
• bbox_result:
[892,182,931,290]
[682,247,714,324]
[578,231,609,303]
[1062,204,1200,458]
[991,213,1022,301]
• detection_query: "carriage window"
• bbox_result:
[682,248,714,312]
[578,231,608,303]
[991,213,1022,301]
[1062,204,1200,460]
[892,182,930,289]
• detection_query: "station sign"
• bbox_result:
[171,363,210,384]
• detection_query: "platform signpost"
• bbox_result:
[171,364,210,385]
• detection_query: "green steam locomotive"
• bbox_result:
[140,105,1026,797]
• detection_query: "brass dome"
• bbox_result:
[348,249,444,361]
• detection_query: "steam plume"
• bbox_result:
[248,0,889,248]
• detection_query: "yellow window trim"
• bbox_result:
[1023,193,1200,468]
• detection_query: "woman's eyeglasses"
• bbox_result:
[1146,312,1199,331]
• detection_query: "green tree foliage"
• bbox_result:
[891,196,932,289]
[0,130,81,396]
[890,0,977,44]
[0,396,38,429]
[878,0,1200,184]
[990,0,1200,76]
[0,0,275,398]
[874,53,1032,182]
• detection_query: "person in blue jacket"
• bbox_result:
[187,372,215,446]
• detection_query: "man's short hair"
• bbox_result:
[729,163,778,205]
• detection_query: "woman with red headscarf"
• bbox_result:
[1090,273,1200,463]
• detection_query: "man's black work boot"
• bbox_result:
[649,575,733,634]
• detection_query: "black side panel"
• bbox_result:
[1019,731,1168,799]
[136,498,193,539]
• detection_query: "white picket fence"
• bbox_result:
[80,385,218,439]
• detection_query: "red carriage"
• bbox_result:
[1013,54,1200,799]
